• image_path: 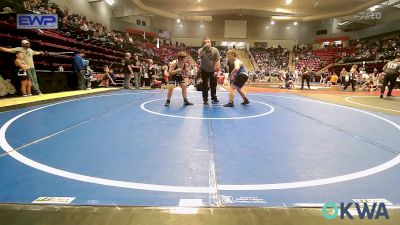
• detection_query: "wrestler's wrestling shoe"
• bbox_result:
[223,102,234,107]
[241,99,250,105]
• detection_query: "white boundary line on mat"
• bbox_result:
[0,93,399,192]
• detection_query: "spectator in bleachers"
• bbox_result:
[1,0,187,89]
[14,51,32,96]
[342,38,400,63]
[23,0,33,11]
[73,51,88,90]
[0,39,44,95]
[251,46,289,82]
[0,7,14,14]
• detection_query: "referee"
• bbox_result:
[380,58,400,98]
[198,37,221,104]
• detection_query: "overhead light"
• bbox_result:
[105,0,114,5]
[177,19,181,23]
[275,7,292,13]
[338,20,351,26]
[337,20,354,27]
[270,20,275,25]
[285,0,292,4]
[314,0,319,8]
[197,0,201,2]
[271,16,296,20]
[294,21,298,25]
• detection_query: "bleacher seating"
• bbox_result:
[295,48,353,71]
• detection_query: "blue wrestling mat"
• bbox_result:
[0,90,399,207]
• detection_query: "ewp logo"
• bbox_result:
[17,14,58,29]
[322,202,390,220]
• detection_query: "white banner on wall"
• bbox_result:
[159,29,171,39]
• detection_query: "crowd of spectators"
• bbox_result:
[19,0,186,66]
[251,46,289,69]
[0,0,207,95]
[294,48,322,71]
[250,46,289,81]
[293,37,400,70]
[338,37,400,63]
[2,0,399,95]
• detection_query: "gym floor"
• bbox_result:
[0,86,399,224]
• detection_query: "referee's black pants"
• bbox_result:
[201,70,218,101]
[381,73,398,95]
[301,75,311,90]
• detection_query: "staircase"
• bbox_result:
[246,47,259,70]
[317,63,333,73]
[237,49,253,71]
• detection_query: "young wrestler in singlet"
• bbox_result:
[164,52,194,106]
[223,50,250,107]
